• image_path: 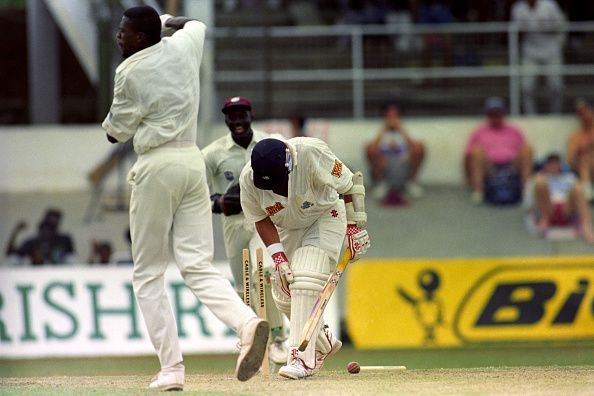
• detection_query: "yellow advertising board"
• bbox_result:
[346,256,594,348]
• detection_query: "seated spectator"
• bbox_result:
[366,102,426,205]
[567,99,594,201]
[88,240,114,265]
[4,208,77,265]
[14,220,76,265]
[524,153,594,243]
[464,97,533,204]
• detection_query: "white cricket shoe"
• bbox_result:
[279,348,315,380]
[149,368,184,391]
[235,317,270,382]
[268,338,288,365]
[314,325,342,373]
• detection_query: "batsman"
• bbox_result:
[239,136,370,379]
[203,96,289,368]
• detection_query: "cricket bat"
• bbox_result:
[298,249,352,352]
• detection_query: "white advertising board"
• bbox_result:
[0,264,339,358]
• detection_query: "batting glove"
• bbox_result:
[346,224,370,261]
[272,251,293,298]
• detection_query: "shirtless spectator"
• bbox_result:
[567,99,594,201]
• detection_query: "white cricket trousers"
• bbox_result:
[128,145,255,370]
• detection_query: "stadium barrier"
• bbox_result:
[0,263,339,359]
[0,115,576,192]
[347,256,594,348]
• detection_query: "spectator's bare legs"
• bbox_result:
[575,146,594,187]
[468,146,491,197]
[567,183,594,243]
[512,143,534,188]
[533,174,552,235]
[366,143,386,184]
[407,140,426,182]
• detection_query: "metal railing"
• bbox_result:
[213,21,594,118]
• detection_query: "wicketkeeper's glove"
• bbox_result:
[211,184,242,216]
[346,224,370,261]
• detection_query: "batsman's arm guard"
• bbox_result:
[344,171,367,228]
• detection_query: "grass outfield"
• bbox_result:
[2,344,594,394]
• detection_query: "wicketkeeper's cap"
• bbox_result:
[221,96,252,114]
[251,138,289,191]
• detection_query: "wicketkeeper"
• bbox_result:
[203,96,289,367]
[239,137,370,379]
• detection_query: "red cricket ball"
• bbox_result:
[347,361,361,374]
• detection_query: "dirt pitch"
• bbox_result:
[2,366,593,395]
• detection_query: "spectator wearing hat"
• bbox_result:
[202,96,289,367]
[464,97,534,204]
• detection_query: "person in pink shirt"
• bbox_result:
[464,97,534,204]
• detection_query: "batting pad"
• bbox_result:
[315,322,333,354]
[271,279,292,317]
[288,246,331,367]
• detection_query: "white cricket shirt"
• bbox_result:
[203,129,271,232]
[203,130,271,195]
[239,137,354,230]
[102,21,206,154]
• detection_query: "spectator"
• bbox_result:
[414,0,455,79]
[336,0,387,49]
[567,99,594,201]
[12,220,76,265]
[88,240,113,265]
[511,0,566,114]
[464,97,533,204]
[366,102,425,205]
[5,208,77,265]
[524,153,594,243]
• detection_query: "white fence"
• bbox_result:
[213,21,594,118]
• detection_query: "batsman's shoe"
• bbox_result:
[279,348,315,380]
[314,325,342,373]
[149,370,184,391]
[268,338,289,365]
[236,317,270,382]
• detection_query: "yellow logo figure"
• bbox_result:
[397,269,444,345]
